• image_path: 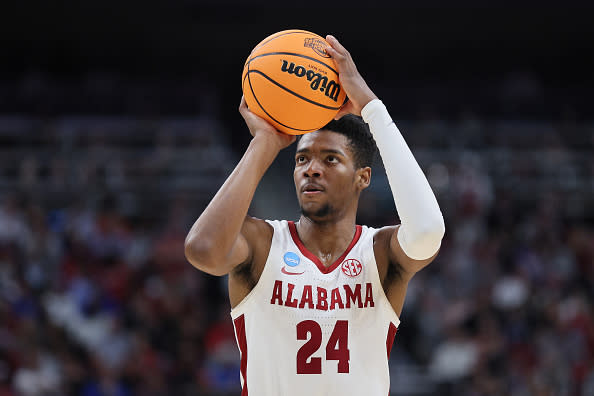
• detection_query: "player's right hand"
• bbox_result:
[239,96,296,151]
[325,35,378,120]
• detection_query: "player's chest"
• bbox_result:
[268,249,376,312]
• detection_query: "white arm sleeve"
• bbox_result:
[361,99,445,260]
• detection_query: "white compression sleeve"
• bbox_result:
[361,99,445,260]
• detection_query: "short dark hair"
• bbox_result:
[320,114,377,169]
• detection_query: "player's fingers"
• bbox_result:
[334,100,353,119]
[325,45,341,58]
[326,35,350,57]
[239,96,253,117]
[324,45,339,61]
[239,96,252,121]
[325,41,356,75]
[325,46,350,70]
[325,44,346,62]
[334,109,346,120]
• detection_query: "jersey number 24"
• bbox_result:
[296,320,349,374]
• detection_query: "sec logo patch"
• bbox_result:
[341,258,362,277]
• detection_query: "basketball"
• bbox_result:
[242,30,347,135]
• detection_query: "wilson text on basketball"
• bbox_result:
[280,60,341,102]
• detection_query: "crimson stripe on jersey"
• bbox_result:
[288,221,362,274]
[386,322,398,358]
[234,314,248,396]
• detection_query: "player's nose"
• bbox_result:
[303,158,322,178]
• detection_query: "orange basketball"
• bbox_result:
[242,30,347,135]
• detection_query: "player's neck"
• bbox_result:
[296,214,357,267]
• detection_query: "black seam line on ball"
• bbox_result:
[244,72,318,132]
[246,70,342,111]
[246,52,338,76]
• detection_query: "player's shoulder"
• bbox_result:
[242,216,293,246]
[370,224,400,247]
[239,216,283,283]
[242,215,274,239]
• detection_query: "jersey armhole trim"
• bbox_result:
[369,227,401,327]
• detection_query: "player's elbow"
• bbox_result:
[400,217,445,261]
[427,215,446,242]
[184,236,228,277]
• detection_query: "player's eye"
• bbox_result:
[296,155,306,164]
[327,155,338,163]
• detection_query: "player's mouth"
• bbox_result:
[301,183,325,195]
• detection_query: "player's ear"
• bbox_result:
[356,167,371,190]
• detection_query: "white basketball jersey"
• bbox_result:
[230,220,400,396]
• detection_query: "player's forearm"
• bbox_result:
[362,99,445,260]
[185,137,277,267]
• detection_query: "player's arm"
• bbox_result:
[362,98,444,275]
[326,35,445,278]
[184,97,295,276]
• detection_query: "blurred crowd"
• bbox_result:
[391,152,594,395]
[0,113,593,396]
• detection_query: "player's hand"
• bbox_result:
[325,35,378,119]
[239,96,296,151]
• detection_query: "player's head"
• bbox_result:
[320,115,376,169]
[294,115,376,222]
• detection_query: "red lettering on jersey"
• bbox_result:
[299,285,314,309]
[271,281,373,311]
[271,280,283,305]
[364,282,374,307]
[329,287,344,310]
[316,287,328,311]
[285,283,299,308]
[343,284,363,308]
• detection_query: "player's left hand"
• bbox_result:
[239,96,296,152]
[325,35,378,120]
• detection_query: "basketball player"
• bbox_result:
[185,35,445,395]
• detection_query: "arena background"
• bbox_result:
[1,1,593,395]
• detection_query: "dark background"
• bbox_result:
[3,1,594,118]
[1,2,594,396]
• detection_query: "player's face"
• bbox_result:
[294,130,367,222]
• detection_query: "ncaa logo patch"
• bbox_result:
[282,252,304,275]
[341,258,362,277]
[284,252,300,267]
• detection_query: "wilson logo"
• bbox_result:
[280,60,341,102]
[303,37,331,58]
